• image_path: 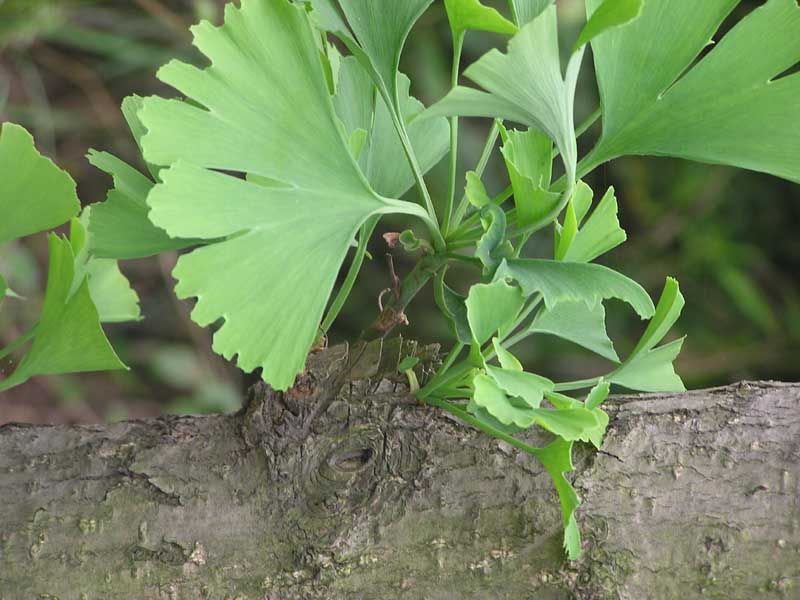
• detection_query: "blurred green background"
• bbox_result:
[1,0,798,424]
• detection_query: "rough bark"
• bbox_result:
[1,339,798,599]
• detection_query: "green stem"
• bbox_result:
[449,120,500,234]
[320,217,378,333]
[417,358,473,400]
[384,90,444,249]
[425,397,542,457]
[443,33,465,237]
[554,376,603,392]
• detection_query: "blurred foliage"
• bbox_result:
[0,0,798,423]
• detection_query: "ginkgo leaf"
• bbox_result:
[531,299,620,362]
[434,271,472,344]
[611,338,685,392]
[573,0,643,51]
[465,279,525,345]
[492,337,523,371]
[535,438,582,560]
[120,95,160,179]
[139,0,427,390]
[485,364,553,408]
[465,171,492,208]
[496,259,655,319]
[475,205,514,276]
[585,0,800,182]
[444,0,518,38]
[428,6,584,182]
[472,372,598,436]
[556,185,627,263]
[70,211,141,323]
[0,235,126,392]
[333,56,449,198]
[87,150,198,260]
[0,122,80,245]
[610,277,686,392]
[499,125,561,229]
[508,0,553,26]
[310,0,433,106]
[545,385,609,449]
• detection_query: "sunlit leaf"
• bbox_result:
[333,56,449,198]
[485,364,553,408]
[465,279,525,345]
[536,438,582,560]
[87,150,198,260]
[586,0,800,182]
[310,0,433,106]
[465,171,492,208]
[563,186,627,263]
[508,0,553,26]
[492,337,523,371]
[444,0,517,38]
[472,372,597,436]
[496,259,655,319]
[70,211,141,323]
[499,125,560,229]
[610,277,686,391]
[428,6,584,182]
[139,0,426,390]
[0,235,126,392]
[0,122,80,245]
[531,299,620,362]
[573,0,643,51]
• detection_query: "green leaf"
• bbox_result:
[492,337,523,371]
[120,95,160,179]
[465,171,491,208]
[0,122,80,245]
[562,186,627,263]
[0,235,126,392]
[444,0,518,38]
[610,277,685,392]
[332,56,449,198]
[475,205,515,276]
[545,385,609,448]
[508,0,553,26]
[70,211,141,323]
[585,380,610,410]
[139,0,426,390]
[499,125,560,229]
[87,150,198,260]
[611,337,685,392]
[573,0,643,52]
[428,6,584,182]
[312,0,433,106]
[465,279,525,346]
[536,438,582,559]
[586,0,800,182]
[531,299,620,362]
[472,373,597,437]
[434,271,472,344]
[485,364,553,408]
[496,259,655,319]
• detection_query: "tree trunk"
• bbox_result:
[1,339,798,599]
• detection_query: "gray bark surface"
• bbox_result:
[1,339,798,599]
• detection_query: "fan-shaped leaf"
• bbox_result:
[0,122,80,245]
[0,235,126,392]
[139,0,426,390]
[444,0,518,38]
[587,0,800,182]
[496,259,655,319]
[531,299,619,362]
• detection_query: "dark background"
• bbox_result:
[1,0,798,424]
